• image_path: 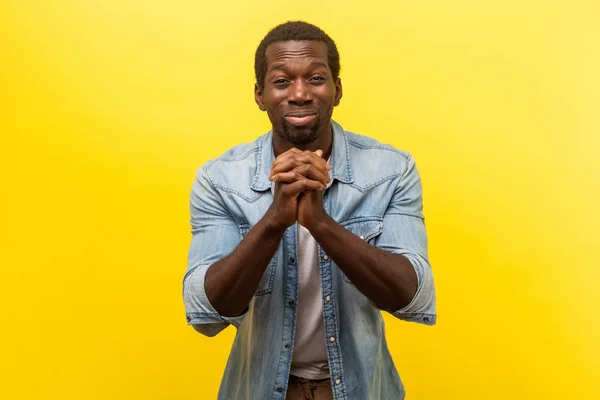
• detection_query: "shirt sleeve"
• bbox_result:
[182,165,247,336]
[372,154,437,326]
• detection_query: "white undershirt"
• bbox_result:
[290,223,330,379]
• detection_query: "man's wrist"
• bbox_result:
[306,212,334,238]
[262,207,291,236]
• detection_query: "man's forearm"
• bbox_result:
[310,215,418,311]
[204,210,287,317]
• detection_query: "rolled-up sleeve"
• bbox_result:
[183,165,246,336]
[373,154,437,326]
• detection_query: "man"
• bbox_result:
[183,21,436,400]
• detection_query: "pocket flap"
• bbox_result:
[341,218,383,242]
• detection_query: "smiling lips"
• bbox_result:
[285,112,317,126]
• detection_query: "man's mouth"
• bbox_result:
[285,112,317,127]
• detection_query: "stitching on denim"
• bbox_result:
[344,132,353,182]
[222,315,243,328]
[346,136,410,159]
[339,216,383,226]
[212,183,263,202]
[203,147,266,200]
[239,224,277,296]
[318,247,348,400]
[350,173,402,192]
[202,149,259,190]
[400,154,411,181]
[394,312,435,316]
[393,312,436,322]
[341,219,383,284]
[252,139,264,189]
[272,226,298,399]
[341,219,383,241]
[323,269,339,394]
[384,212,425,220]
[319,195,342,395]
[347,137,403,154]
[182,269,216,317]
[186,312,225,324]
[218,147,259,162]
[201,165,218,190]
[186,312,222,318]
[255,252,278,296]
[331,129,353,183]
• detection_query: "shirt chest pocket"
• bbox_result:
[339,218,383,284]
[239,224,278,296]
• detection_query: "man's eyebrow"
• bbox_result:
[268,63,286,73]
[267,61,329,73]
[310,61,328,69]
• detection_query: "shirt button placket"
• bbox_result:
[280,227,297,398]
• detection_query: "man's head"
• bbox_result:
[254,21,341,91]
[254,21,343,150]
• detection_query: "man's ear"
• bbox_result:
[334,78,343,107]
[255,83,267,111]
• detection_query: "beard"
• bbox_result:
[278,117,322,146]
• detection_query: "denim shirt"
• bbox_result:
[183,121,436,400]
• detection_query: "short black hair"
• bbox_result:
[254,21,340,90]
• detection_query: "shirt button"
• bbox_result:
[288,300,295,306]
[289,257,295,263]
[359,235,365,240]
[329,336,336,343]
[284,343,290,349]
[277,387,283,392]
[423,317,429,323]
[325,295,331,302]
[335,379,341,385]
[323,255,329,261]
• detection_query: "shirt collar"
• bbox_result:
[250,120,353,192]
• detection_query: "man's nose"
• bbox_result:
[288,80,313,105]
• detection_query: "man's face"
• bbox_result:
[255,40,342,146]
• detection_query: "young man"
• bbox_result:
[183,21,436,400]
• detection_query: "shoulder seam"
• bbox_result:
[346,136,410,160]
[398,153,413,181]
[201,147,259,188]
[219,147,259,162]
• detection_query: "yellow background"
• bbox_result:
[1,1,598,399]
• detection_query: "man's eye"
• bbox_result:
[274,79,289,84]
[310,76,325,81]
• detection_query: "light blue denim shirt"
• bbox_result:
[183,121,436,400]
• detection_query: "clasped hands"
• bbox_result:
[267,148,331,231]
